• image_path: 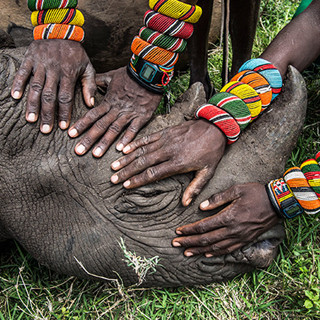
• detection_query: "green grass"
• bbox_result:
[1,0,320,319]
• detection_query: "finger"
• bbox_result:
[81,63,96,107]
[96,70,117,87]
[172,227,228,249]
[175,205,233,236]
[183,239,242,257]
[11,58,33,99]
[58,76,76,130]
[92,116,131,157]
[182,168,214,207]
[110,147,168,185]
[122,131,163,154]
[40,71,59,134]
[74,112,116,156]
[115,118,143,152]
[25,67,45,122]
[120,160,179,189]
[68,103,111,138]
[200,185,241,211]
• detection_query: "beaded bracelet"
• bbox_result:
[144,10,194,39]
[139,27,187,53]
[149,0,202,23]
[239,58,282,101]
[208,92,251,130]
[28,0,78,11]
[265,179,304,219]
[33,23,85,42]
[220,81,262,120]
[283,167,320,215]
[231,70,272,111]
[301,159,320,197]
[195,104,240,144]
[31,8,84,27]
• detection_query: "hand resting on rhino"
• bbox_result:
[0,47,307,287]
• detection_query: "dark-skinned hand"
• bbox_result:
[172,183,280,257]
[11,40,96,134]
[68,67,162,156]
[110,119,227,206]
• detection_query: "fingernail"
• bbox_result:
[90,97,95,107]
[205,253,213,258]
[41,124,51,134]
[68,128,78,137]
[60,121,68,130]
[185,252,193,257]
[172,241,181,247]
[111,161,120,169]
[75,144,86,155]
[116,143,124,152]
[185,198,192,206]
[201,200,209,209]
[27,113,36,122]
[176,230,182,235]
[123,180,131,188]
[111,175,118,183]
[123,145,130,153]
[12,91,20,99]
[93,147,102,157]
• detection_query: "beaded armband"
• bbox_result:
[195,104,240,144]
[265,179,304,219]
[28,0,85,42]
[127,55,174,94]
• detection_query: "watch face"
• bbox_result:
[140,64,157,82]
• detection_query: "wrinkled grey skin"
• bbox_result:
[0,48,307,287]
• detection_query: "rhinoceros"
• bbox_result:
[0,47,307,287]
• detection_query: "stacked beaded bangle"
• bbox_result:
[266,151,320,219]
[28,0,85,42]
[195,58,282,144]
[127,0,202,94]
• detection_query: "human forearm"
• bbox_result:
[260,0,320,77]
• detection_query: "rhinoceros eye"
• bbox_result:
[113,177,188,215]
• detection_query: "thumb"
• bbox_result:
[81,63,96,108]
[182,167,214,207]
[96,70,117,87]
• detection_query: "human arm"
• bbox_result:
[11,2,96,134]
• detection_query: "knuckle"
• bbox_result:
[136,155,147,168]
[30,81,44,93]
[94,118,108,131]
[81,136,92,146]
[42,90,56,104]
[17,67,30,78]
[199,236,210,246]
[146,167,157,179]
[108,123,121,134]
[58,92,73,105]
[195,222,207,234]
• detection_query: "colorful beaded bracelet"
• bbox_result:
[28,0,78,11]
[301,159,320,197]
[33,23,84,42]
[239,58,282,101]
[149,0,202,23]
[195,104,240,144]
[139,27,187,53]
[208,92,251,131]
[31,8,84,27]
[144,10,194,39]
[231,70,272,111]
[131,36,179,67]
[283,167,320,215]
[266,179,304,219]
[220,81,262,120]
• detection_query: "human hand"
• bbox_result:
[11,40,96,134]
[68,67,162,156]
[110,119,227,206]
[172,183,280,257]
